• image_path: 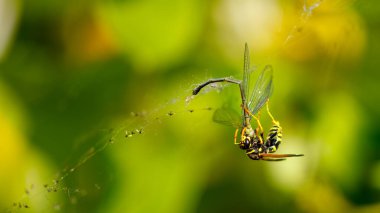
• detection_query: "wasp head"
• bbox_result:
[239,137,251,150]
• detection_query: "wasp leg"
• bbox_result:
[246,148,260,155]
[240,127,247,138]
[265,100,284,153]
[246,150,256,155]
[243,107,263,133]
[266,100,280,126]
[254,128,265,145]
[244,107,264,144]
[234,128,239,145]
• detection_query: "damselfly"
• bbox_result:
[192,43,303,161]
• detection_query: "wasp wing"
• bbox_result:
[261,158,287,161]
[260,153,304,161]
[247,65,273,115]
[212,107,242,128]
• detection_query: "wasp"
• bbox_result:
[192,43,303,161]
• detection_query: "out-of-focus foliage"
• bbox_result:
[1,0,380,212]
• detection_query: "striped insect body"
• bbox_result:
[265,123,282,153]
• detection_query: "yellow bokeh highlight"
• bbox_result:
[0,82,61,211]
[279,0,366,62]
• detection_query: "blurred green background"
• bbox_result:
[1,0,380,212]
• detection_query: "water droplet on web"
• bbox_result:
[7,81,216,211]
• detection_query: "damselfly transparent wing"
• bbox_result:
[242,43,251,105]
[247,65,273,115]
[212,108,242,129]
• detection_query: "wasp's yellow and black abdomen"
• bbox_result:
[265,125,282,153]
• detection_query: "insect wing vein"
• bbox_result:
[212,108,242,128]
[247,65,273,115]
[242,43,251,104]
